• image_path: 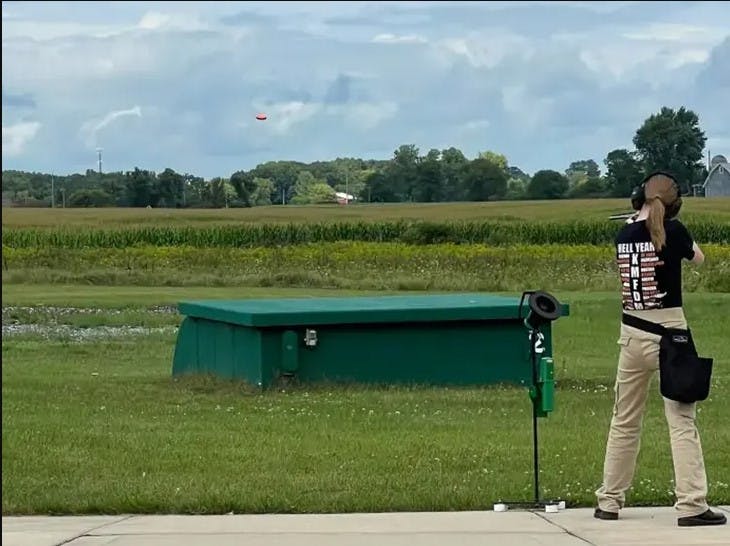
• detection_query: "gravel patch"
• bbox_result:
[2,305,177,318]
[2,323,178,341]
[2,305,179,341]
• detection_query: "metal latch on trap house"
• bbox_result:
[304,329,318,347]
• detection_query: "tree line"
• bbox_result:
[1,106,710,208]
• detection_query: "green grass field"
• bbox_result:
[4,198,730,228]
[3,200,729,515]
[2,286,729,515]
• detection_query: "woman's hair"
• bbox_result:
[644,173,679,251]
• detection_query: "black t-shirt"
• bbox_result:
[615,219,695,310]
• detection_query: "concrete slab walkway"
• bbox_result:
[3,507,729,546]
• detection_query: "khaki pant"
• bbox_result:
[595,307,709,518]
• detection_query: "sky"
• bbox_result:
[2,1,729,178]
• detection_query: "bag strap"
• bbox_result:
[621,313,670,336]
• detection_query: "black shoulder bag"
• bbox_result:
[622,313,713,403]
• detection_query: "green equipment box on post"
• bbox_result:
[172,294,569,390]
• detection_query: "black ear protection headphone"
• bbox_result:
[630,170,682,219]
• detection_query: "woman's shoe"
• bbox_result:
[678,509,727,527]
[594,507,619,520]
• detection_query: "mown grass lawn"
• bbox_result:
[2,287,728,515]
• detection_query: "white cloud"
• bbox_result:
[461,119,491,131]
[137,11,208,32]
[2,121,41,157]
[555,1,640,13]
[577,44,660,80]
[258,101,323,135]
[1,10,210,41]
[560,20,727,83]
[666,48,710,69]
[372,33,427,44]
[1,21,123,40]
[501,86,553,131]
[80,106,142,148]
[623,23,725,44]
[250,100,398,134]
[1,1,728,177]
[571,36,715,83]
[340,101,399,130]
[435,32,533,68]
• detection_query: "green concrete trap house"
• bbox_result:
[171,293,569,395]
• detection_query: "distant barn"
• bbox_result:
[703,154,730,197]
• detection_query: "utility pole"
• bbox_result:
[51,176,55,208]
[96,148,104,203]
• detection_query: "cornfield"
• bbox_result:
[4,219,729,249]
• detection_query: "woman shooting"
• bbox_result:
[594,172,726,527]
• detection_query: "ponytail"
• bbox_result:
[646,197,666,251]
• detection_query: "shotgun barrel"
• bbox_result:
[608,212,637,221]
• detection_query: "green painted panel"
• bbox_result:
[178,294,569,328]
[215,323,235,379]
[196,320,218,374]
[171,317,199,376]
[231,327,263,387]
[270,320,548,387]
[281,330,299,375]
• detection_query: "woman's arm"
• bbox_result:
[690,241,705,265]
